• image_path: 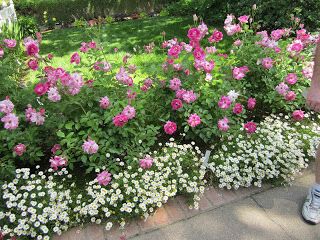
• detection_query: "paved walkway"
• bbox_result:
[54,167,320,240]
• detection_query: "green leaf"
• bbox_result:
[57,131,65,138]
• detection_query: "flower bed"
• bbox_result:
[0,12,319,239]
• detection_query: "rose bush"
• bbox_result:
[0,12,319,239]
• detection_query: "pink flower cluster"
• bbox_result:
[224,14,242,36]
[164,121,177,135]
[113,105,136,127]
[14,143,26,156]
[47,87,61,102]
[99,96,110,109]
[70,52,81,64]
[4,39,16,48]
[141,78,153,92]
[50,156,67,171]
[275,73,298,101]
[116,67,133,86]
[82,139,99,154]
[261,57,273,69]
[96,170,112,186]
[80,41,97,53]
[93,61,112,72]
[139,156,153,169]
[292,110,304,121]
[188,114,201,127]
[244,121,257,134]
[218,117,229,132]
[0,97,19,130]
[24,37,40,57]
[208,30,223,43]
[233,66,249,80]
[25,105,46,125]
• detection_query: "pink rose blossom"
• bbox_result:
[82,139,99,154]
[127,90,137,100]
[224,24,242,36]
[96,171,112,186]
[182,90,197,103]
[47,87,61,102]
[30,109,46,125]
[14,143,26,156]
[285,91,296,101]
[1,113,19,130]
[164,121,177,135]
[208,30,223,43]
[287,40,304,53]
[233,39,242,46]
[113,113,129,127]
[198,22,208,37]
[193,47,206,60]
[169,78,181,91]
[34,83,49,96]
[0,98,14,114]
[285,73,298,85]
[25,105,36,122]
[88,41,97,49]
[271,29,285,41]
[244,122,257,134]
[27,59,38,70]
[122,105,135,119]
[139,156,153,169]
[93,61,112,72]
[292,110,304,121]
[187,114,201,127]
[116,67,133,86]
[261,57,273,69]
[238,15,249,23]
[275,82,289,96]
[24,38,39,56]
[247,98,256,110]
[51,144,61,154]
[233,103,243,114]
[205,46,217,54]
[218,96,232,109]
[218,117,229,132]
[0,48,4,57]
[168,45,182,58]
[47,53,53,60]
[184,44,193,52]
[80,42,89,53]
[67,73,84,95]
[171,99,183,110]
[3,39,16,48]
[99,96,110,109]
[50,156,67,171]
[128,64,137,74]
[70,52,81,64]
[232,66,249,80]
[187,28,202,42]
[202,60,215,73]
[274,47,281,53]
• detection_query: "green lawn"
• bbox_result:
[31,16,232,82]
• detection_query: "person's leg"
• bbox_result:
[302,145,320,224]
[315,146,320,184]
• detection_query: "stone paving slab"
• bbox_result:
[53,167,315,240]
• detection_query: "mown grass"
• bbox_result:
[30,16,232,82]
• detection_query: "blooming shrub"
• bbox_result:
[0,140,205,239]
[207,113,320,189]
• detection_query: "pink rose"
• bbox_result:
[4,39,16,48]
[218,96,232,109]
[164,121,177,135]
[139,156,153,169]
[82,139,99,154]
[51,144,61,154]
[187,28,202,42]
[34,83,49,96]
[24,38,39,56]
[49,156,67,171]
[233,103,243,114]
[187,114,201,127]
[171,99,183,110]
[14,143,26,156]
[182,90,197,103]
[27,59,39,70]
[99,96,110,109]
[247,98,256,110]
[285,91,296,101]
[168,45,182,58]
[238,15,249,23]
[292,110,304,121]
[233,39,242,46]
[275,82,289,96]
[193,47,206,60]
[122,105,135,119]
[169,78,181,91]
[0,98,14,114]
[113,113,128,127]
[218,117,229,132]
[208,30,223,43]
[1,113,19,130]
[261,57,273,69]
[70,52,81,64]
[96,171,112,186]
[244,121,257,134]
[285,73,298,85]
[0,48,4,58]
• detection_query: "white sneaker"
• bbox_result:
[302,188,320,224]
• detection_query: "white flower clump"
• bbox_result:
[0,140,205,239]
[208,113,320,190]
